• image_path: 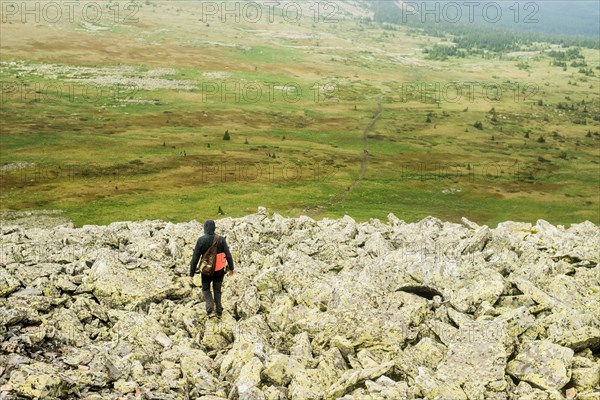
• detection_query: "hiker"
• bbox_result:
[189,220,234,317]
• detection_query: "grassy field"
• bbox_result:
[1,1,598,227]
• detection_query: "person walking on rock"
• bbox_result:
[189,220,234,317]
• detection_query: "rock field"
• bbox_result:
[1,208,598,399]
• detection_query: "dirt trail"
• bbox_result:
[356,98,382,186]
[308,99,383,213]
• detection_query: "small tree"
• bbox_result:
[473,121,483,130]
[244,137,249,145]
[537,136,546,143]
[223,130,231,141]
[525,131,530,139]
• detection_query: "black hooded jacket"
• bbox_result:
[189,220,235,277]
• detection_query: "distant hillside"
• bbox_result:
[368,0,600,48]
[499,1,600,37]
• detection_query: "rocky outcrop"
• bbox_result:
[1,209,598,399]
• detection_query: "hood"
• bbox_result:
[204,220,216,235]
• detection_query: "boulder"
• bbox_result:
[236,357,264,399]
[264,354,303,386]
[8,362,68,398]
[88,257,175,309]
[507,341,574,390]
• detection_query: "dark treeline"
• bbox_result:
[367,1,600,54]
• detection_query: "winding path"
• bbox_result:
[309,99,383,213]
[356,98,382,186]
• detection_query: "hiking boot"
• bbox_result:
[216,311,223,318]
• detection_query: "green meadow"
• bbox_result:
[1,1,598,226]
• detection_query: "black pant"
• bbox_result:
[201,269,225,314]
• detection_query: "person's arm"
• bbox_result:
[190,238,203,277]
[223,238,234,272]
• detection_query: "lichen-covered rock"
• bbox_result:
[0,271,21,297]
[88,257,176,310]
[220,338,267,384]
[291,332,315,367]
[289,367,333,400]
[435,320,509,398]
[570,359,600,391]
[8,362,68,398]
[178,346,218,390]
[363,376,410,399]
[395,337,446,378]
[544,311,600,351]
[109,311,167,363]
[572,369,600,392]
[324,361,394,400]
[46,307,90,347]
[264,354,303,386]
[415,367,467,400]
[236,357,264,399]
[507,341,575,390]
